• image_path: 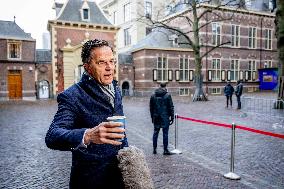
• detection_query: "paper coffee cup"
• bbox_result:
[107,116,126,141]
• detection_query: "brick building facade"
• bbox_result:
[118,4,278,97]
[0,21,36,100]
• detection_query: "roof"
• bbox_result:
[130,28,191,52]
[56,0,111,25]
[0,20,34,41]
[36,49,52,63]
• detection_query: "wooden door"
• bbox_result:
[8,70,22,99]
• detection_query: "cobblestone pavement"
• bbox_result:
[0,92,283,189]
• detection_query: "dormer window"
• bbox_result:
[83,9,89,20]
[169,34,178,47]
[81,1,90,21]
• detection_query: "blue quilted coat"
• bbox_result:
[45,73,128,189]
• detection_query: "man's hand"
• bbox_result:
[84,122,125,145]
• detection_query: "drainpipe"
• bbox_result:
[205,10,208,93]
[260,16,263,68]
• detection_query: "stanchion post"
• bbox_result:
[224,123,241,180]
[171,113,182,154]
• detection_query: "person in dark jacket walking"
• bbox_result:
[235,80,243,109]
[224,82,235,108]
[150,83,174,155]
[45,39,128,189]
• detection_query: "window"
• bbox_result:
[157,55,168,82]
[124,3,131,22]
[264,29,272,50]
[179,88,190,96]
[248,60,256,81]
[264,60,272,68]
[210,88,221,94]
[179,56,189,82]
[83,9,89,20]
[211,59,221,81]
[145,1,152,18]
[230,59,239,81]
[113,11,117,25]
[8,42,21,59]
[212,23,221,46]
[231,25,240,47]
[248,27,257,48]
[124,28,131,46]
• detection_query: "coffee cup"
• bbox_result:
[107,116,126,141]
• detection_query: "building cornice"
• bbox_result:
[0,37,36,42]
[162,3,275,22]
[131,47,193,53]
[48,20,120,32]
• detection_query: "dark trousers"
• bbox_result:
[226,95,232,107]
[236,95,241,109]
[153,125,169,150]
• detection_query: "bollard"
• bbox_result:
[224,123,241,180]
[171,113,182,154]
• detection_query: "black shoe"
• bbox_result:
[153,149,157,154]
[163,150,174,155]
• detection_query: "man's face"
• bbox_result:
[84,46,115,85]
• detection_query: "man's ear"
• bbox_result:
[83,63,88,71]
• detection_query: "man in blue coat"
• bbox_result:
[235,80,244,109]
[45,39,128,189]
[224,82,234,108]
[150,83,174,155]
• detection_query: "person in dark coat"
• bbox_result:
[150,83,174,155]
[235,80,244,109]
[45,39,128,189]
[224,82,235,108]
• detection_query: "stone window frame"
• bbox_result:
[212,22,221,46]
[7,40,22,60]
[179,55,190,82]
[248,27,257,49]
[124,27,131,46]
[264,29,272,50]
[156,54,168,82]
[248,60,256,81]
[124,2,131,23]
[231,24,240,47]
[210,87,221,95]
[230,59,240,81]
[80,2,90,22]
[211,58,222,81]
[179,88,190,96]
[264,60,273,68]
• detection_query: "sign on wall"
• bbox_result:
[258,68,278,90]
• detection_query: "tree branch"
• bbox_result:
[200,41,231,59]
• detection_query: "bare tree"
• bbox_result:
[138,0,243,101]
[275,0,284,108]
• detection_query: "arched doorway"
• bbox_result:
[122,81,130,96]
[38,80,49,99]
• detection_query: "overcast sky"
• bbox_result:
[0,0,103,49]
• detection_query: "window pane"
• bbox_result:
[83,9,88,19]
[185,58,188,69]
